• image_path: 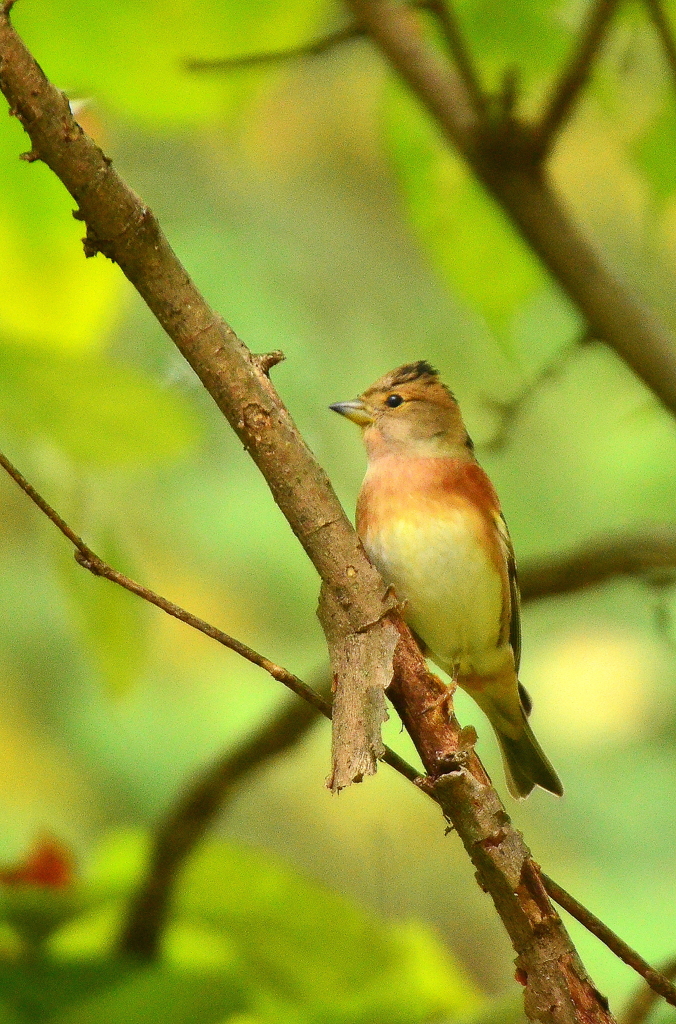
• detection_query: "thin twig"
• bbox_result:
[0,447,422,788]
[542,875,676,1009]
[533,0,622,160]
[187,1,445,75]
[424,0,485,115]
[620,955,676,1024]
[481,331,590,454]
[644,0,676,86]
[0,450,89,553]
[0,448,326,711]
[186,24,364,72]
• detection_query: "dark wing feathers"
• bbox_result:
[496,513,521,674]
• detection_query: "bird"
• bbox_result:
[330,360,563,799]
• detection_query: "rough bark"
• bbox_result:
[0,6,394,791]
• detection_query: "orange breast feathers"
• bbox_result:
[357,456,504,567]
[356,456,512,656]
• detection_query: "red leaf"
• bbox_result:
[0,836,75,888]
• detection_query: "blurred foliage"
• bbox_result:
[1,0,676,1021]
[0,834,479,1024]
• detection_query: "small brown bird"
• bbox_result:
[331,361,562,798]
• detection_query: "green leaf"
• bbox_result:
[12,0,333,128]
[0,1000,21,1024]
[384,80,548,336]
[634,99,676,204]
[46,966,246,1024]
[0,957,129,1022]
[177,840,481,1024]
[51,834,482,1024]
[0,887,91,947]
[0,115,120,353]
[0,348,200,465]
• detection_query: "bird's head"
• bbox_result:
[330,361,473,460]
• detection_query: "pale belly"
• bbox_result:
[363,510,507,678]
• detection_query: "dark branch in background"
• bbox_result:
[185,1,468,77]
[424,0,485,115]
[188,0,676,415]
[644,0,676,86]
[119,684,328,959]
[2,449,676,1009]
[519,528,676,602]
[621,956,676,1024]
[346,0,676,420]
[481,332,589,454]
[532,0,622,160]
[185,24,364,73]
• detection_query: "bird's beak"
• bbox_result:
[329,399,374,426]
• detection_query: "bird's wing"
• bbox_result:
[450,461,522,673]
[495,512,521,674]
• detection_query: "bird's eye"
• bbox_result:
[385,393,404,408]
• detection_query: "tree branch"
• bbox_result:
[382,622,615,1024]
[186,24,364,73]
[542,876,676,1010]
[424,0,485,116]
[0,449,327,711]
[519,529,676,603]
[0,446,424,792]
[185,0,471,77]
[119,685,328,960]
[644,0,676,89]
[481,333,589,454]
[347,0,676,420]
[532,0,622,160]
[620,956,676,1024]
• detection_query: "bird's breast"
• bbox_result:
[357,458,507,676]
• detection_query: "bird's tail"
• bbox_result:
[496,716,563,799]
[464,673,563,799]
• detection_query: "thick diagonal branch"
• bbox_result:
[0,7,399,793]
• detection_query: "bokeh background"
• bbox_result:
[1,1,675,1021]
